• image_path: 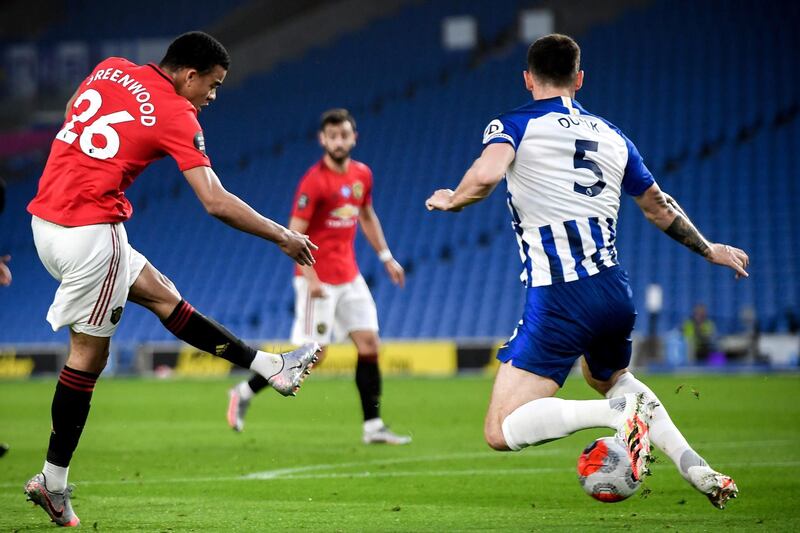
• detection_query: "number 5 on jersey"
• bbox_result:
[57,89,134,160]
[573,139,606,197]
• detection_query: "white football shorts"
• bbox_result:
[31,215,147,337]
[290,274,379,345]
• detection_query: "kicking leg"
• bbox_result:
[25,331,107,527]
[129,262,318,395]
[583,361,738,509]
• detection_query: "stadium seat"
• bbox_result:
[1,0,798,346]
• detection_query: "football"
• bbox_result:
[577,436,641,502]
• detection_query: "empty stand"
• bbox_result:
[1,0,797,347]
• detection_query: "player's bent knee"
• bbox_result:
[586,378,612,395]
[129,264,182,318]
[67,332,111,374]
[152,271,181,303]
[483,417,512,451]
[593,369,629,396]
[66,350,109,372]
[582,363,627,396]
[360,342,379,356]
[484,425,511,451]
[352,331,380,355]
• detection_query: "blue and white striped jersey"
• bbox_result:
[483,96,655,287]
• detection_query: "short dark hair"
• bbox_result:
[160,31,230,74]
[319,108,356,131]
[527,33,580,87]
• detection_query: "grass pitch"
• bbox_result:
[1,373,798,531]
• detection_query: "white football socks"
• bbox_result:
[249,350,284,381]
[606,372,708,482]
[501,397,625,451]
[235,381,255,401]
[363,418,384,433]
[42,461,68,492]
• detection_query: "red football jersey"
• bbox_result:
[28,57,211,226]
[291,159,373,284]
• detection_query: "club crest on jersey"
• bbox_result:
[297,194,309,209]
[193,131,206,154]
[352,181,364,200]
[483,119,514,145]
[340,185,351,198]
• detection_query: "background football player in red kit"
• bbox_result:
[228,109,411,445]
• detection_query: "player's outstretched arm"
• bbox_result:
[635,183,749,278]
[183,166,317,266]
[359,205,405,287]
[426,143,515,212]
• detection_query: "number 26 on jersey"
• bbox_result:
[56,89,134,160]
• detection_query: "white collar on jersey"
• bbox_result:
[560,96,581,116]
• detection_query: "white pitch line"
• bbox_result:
[0,451,550,489]
[241,439,798,480]
[1,457,798,490]
[243,450,561,480]
[249,461,800,481]
[241,439,797,480]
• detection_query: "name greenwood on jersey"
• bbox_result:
[28,57,211,227]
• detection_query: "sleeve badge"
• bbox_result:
[297,194,309,209]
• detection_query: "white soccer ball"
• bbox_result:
[577,436,641,502]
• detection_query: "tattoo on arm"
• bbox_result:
[654,192,670,211]
[663,194,688,219]
[665,215,710,257]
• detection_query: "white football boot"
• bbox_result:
[266,343,321,397]
[687,466,739,509]
[363,420,412,445]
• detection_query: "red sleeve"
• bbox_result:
[363,166,373,206]
[291,172,321,221]
[161,107,211,171]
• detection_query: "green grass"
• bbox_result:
[1,373,799,531]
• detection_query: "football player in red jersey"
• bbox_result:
[228,109,411,444]
[23,32,321,527]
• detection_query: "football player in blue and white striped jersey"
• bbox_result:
[426,34,747,509]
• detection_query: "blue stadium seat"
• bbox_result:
[1,0,797,344]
